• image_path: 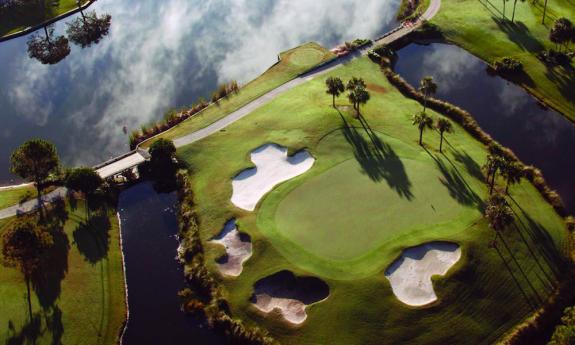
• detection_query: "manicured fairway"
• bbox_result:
[0,203,126,345]
[433,0,575,121]
[177,55,570,344]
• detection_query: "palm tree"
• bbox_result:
[436,118,453,153]
[484,193,515,245]
[483,154,506,195]
[542,0,549,24]
[412,112,434,146]
[2,218,53,320]
[325,77,345,108]
[500,160,523,194]
[502,0,509,18]
[419,76,437,114]
[346,77,370,115]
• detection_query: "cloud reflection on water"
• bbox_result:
[1,0,398,173]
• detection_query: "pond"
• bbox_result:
[117,182,226,344]
[0,0,400,184]
[395,43,575,214]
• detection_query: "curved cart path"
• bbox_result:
[0,0,441,220]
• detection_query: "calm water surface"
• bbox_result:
[0,0,400,183]
[395,43,575,213]
[118,182,227,345]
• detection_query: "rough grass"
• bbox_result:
[432,0,575,122]
[0,185,36,210]
[0,201,126,345]
[0,0,89,38]
[140,42,335,147]
[177,56,570,344]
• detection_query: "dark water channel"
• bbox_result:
[118,182,225,345]
[395,43,575,214]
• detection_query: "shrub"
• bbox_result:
[537,49,572,66]
[493,57,524,74]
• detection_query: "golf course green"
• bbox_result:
[176,55,571,344]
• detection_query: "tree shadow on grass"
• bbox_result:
[492,17,545,53]
[424,148,483,209]
[32,199,70,310]
[5,313,43,345]
[6,306,64,345]
[451,148,485,182]
[339,112,413,200]
[543,63,575,109]
[72,213,111,264]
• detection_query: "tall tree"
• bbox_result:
[500,160,523,194]
[10,139,60,209]
[483,154,506,195]
[412,112,434,146]
[2,218,53,320]
[346,77,370,115]
[436,118,453,153]
[542,0,549,24]
[419,76,437,114]
[66,9,112,48]
[27,25,70,64]
[484,193,514,244]
[549,18,573,52]
[65,167,103,218]
[325,77,345,108]
[502,0,508,18]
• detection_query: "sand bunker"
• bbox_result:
[210,220,252,277]
[385,242,461,307]
[251,270,329,325]
[231,144,315,211]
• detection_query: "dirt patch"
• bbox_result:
[251,270,329,325]
[367,83,387,93]
[210,219,252,277]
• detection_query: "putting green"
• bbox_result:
[288,47,327,67]
[258,130,483,278]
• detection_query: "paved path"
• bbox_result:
[0,0,441,220]
[173,0,441,148]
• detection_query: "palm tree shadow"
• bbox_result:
[339,112,413,200]
[492,17,545,53]
[72,213,111,264]
[424,148,484,209]
[451,148,485,182]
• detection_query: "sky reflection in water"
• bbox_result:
[0,0,399,183]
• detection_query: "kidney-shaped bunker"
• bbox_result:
[251,270,329,325]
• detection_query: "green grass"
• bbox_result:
[177,56,570,344]
[0,0,89,38]
[432,0,575,121]
[0,185,37,210]
[0,202,126,345]
[140,42,335,147]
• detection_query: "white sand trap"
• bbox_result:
[385,242,461,307]
[210,220,252,277]
[231,144,315,211]
[253,294,308,325]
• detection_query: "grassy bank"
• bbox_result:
[139,42,335,148]
[0,201,126,345]
[431,0,575,122]
[176,55,570,344]
[0,0,89,38]
[0,184,36,210]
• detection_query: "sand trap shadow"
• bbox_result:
[231,144,315,211]
[210,219,252,277]
[250,270,329,325]
[385,242,461,307]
